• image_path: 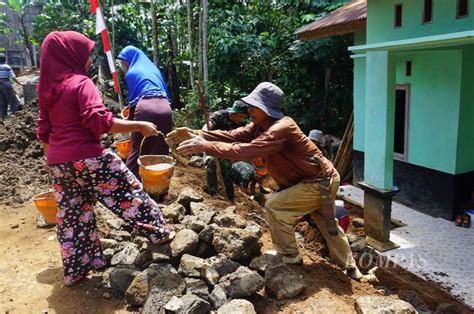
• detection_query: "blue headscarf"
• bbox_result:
[118,45,171,106]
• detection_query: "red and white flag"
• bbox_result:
[90,0,119,93]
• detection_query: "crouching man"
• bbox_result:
[166,82,362,280]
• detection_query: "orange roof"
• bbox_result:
[295,0,366,40]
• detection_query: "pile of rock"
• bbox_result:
[95,187,306,313]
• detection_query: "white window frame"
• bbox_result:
[394,84,410,161]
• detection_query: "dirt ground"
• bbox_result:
[0,94,468,313]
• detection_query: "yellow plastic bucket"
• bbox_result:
[115,139,132,160]
[138,155,175,197]
[32,191,58,224]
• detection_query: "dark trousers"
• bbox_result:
[0,84,20,119]
[205,156,234,201]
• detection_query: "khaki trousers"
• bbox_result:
[264,174,356,268]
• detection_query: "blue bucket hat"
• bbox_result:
[241,82,284,119]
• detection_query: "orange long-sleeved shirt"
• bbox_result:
[200,117,329,189]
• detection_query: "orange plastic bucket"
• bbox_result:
[115,139,132,160]
[138,155,174,197]
[32,191,58,224]
[121,106,130,120]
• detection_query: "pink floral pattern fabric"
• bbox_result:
[49,151,169,286]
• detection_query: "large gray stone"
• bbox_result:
[196,210,216,225]
[163,294,211,314]
[125,268,158,306]
[141,264,187,314]
[177,188,204,210]
[355,296,417,314]
[109,267,139,296]
[149,241,171,263]
[218,266,264,298]
[199,223,219,245]
[170,229,199,258]
[245,222,263,238]
[163,296,183,313]
[201,264,220,286]
[103,248,115,265]
[206,254,241,277]
[111,242,140,266]
[178,254,207,278]
[100,238,118,250]
[182,215,207,233]
[265,264,305,300]
[190,202,215,215]
[214,213,247,229]
[209,286,227,309]
[134,250,152,269]
[185,277,210,301]
[249,253,284,273]
[217,299,256,314]
[162,202,186,223]
[195,241,215,258]
[212,228,261,262]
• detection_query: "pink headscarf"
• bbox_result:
[37,31,95,109]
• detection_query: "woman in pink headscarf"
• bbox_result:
[36,31,172,286]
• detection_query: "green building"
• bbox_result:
[297,0,474,220]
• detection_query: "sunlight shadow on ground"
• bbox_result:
[36,267,126,313]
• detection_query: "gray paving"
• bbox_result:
[338,185,474,306]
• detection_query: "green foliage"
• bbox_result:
[0,11,11,36]
[7,0,22,13]
[205,0,351,135]
[30,0,354,136]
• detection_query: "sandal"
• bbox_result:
[455,215,463,227]
[462,214,471,228]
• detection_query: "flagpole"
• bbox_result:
[91,0,124,109]
[104,29,124,109]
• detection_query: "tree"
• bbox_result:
[7,0,44,66]
[201,0,208,91]
[186,0,194,90]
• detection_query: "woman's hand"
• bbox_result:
[176,137,209,155]
[138,121,159,137]
[166,127,198,146]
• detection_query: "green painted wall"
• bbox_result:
[367,0,474,44]
[397,50,462,174]
[456,44,474,173]
[354,49,463,174]
[353,31,366,151]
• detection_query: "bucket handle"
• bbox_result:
[139,132,165,157]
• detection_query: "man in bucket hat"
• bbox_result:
[202,100,249,201]
[167,82,362,280]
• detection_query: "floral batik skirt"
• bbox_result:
[49,150,169,286]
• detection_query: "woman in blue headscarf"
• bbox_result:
[118,45,173,179]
